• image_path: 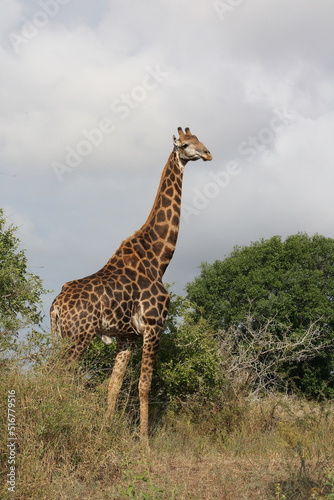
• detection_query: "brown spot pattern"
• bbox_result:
[50,128,212,442]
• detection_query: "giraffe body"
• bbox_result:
[50,127,212,442]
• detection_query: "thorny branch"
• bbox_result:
[217,316,332,398]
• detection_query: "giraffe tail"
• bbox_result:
[50,302,60,355]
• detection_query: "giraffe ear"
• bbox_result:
[173,134,181,147]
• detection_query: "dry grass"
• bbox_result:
[1,358,333,499]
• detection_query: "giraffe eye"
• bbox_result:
[181,144,188,149]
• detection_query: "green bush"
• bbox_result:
[81,290,224,413]
[157,315,224,403]
[186,234,334,398]
[0,208,47,358]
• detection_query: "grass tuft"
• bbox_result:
[1,357,333,499]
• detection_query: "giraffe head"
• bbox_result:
[173,127,212,164]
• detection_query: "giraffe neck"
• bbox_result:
[115,151,184,278]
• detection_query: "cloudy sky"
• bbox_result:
[1,0,334,329]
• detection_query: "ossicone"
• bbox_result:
[177,127,185,139]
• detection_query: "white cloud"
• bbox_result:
[1,0,334,313]
[0,0,23,33]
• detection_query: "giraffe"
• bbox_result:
[50,127,212,443]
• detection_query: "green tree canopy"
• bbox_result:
[186,234,334,398]
[0,209,46,355]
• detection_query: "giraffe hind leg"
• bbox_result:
[107,337,137,415]
[64,325,97,362]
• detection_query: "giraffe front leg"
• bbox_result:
[107,337,136,415]
[138,325,163,444]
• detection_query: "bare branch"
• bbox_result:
[217,316,331,398]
